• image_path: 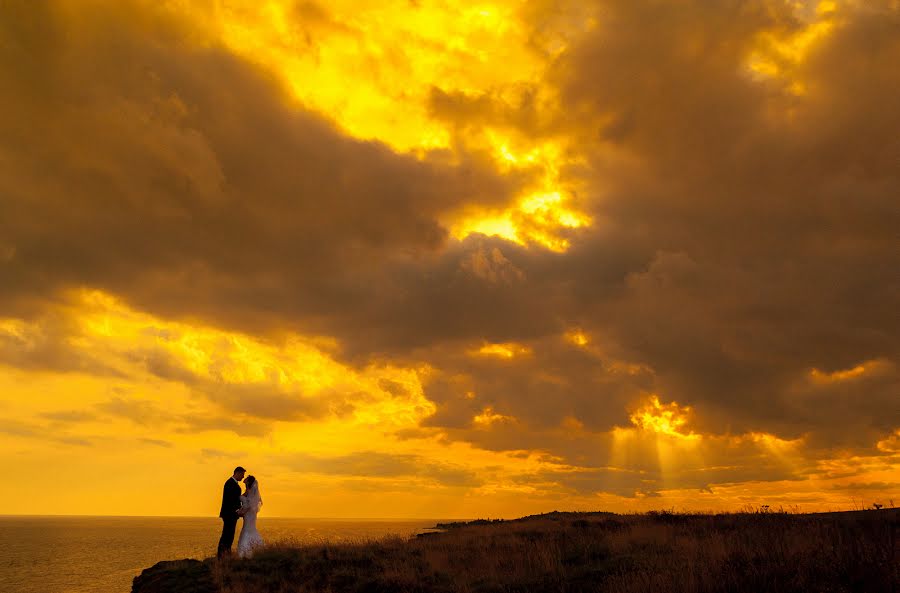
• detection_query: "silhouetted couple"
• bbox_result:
[217,466,265,558]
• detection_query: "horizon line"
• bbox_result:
[0,513,479,520]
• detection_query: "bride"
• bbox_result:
[236,475,265,558]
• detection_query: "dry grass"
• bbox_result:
[211,509,898,593]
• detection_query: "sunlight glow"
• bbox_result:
[746,0,838,94]
[449,130,591,252]
[876,430,900,453]
[565,329,590,347]
[629,395,697,440]
[473,405,516,426]
[809,362,871,383]
[474,342,532,359]
[451,190,590,252]
[178,0,539,153]
[745,432,803,461]
[160,1,594,253]
[45,290,436,429]
[454,215,521,244]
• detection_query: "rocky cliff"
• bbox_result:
[132,559,217,593]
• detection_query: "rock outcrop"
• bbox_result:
[132,559,217,593]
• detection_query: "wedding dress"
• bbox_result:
[236,482,264,558]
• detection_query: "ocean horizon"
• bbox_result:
[1,513,469,520]
[0,515,456,593]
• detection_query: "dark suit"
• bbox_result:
[217,477,242,557]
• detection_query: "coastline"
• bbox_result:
[133,508,899,593]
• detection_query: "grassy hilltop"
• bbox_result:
[134,509,898,593]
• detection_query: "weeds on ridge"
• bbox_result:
[209,509,898,593]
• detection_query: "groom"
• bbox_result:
[217,466,245,558]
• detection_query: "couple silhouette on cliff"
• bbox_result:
[217,466,265,558]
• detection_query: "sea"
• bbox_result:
[0,516,450,593]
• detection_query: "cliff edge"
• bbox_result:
[132,509,898,593]
[132,559,217,593]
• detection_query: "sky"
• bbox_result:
[0,0,897,518]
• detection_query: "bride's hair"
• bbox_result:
[244,475,262,509]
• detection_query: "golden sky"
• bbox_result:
[0,0,897,518]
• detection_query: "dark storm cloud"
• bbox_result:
[511,460,804,499]
[431,0,898,472]
[0,0,527,332]
[282,450,483,487]
[399,0,900,463]
[531,0,900,445]
[427,85,550,138]
[418,329,649,432]
[460,2,900,468]
[0,0,571,384]
[325,236,568,358]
